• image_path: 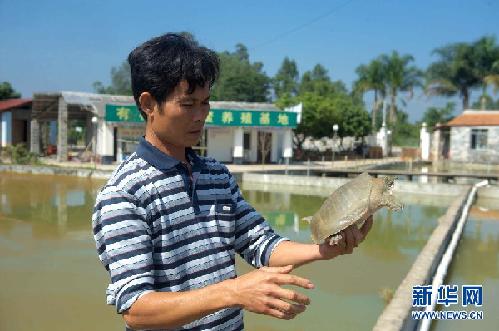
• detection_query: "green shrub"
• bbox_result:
[2,144,40,164]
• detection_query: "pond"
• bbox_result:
[0,172,451,331]
[432,197,499,331]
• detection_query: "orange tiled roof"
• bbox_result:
[446,110,499,126]
[0,98,32,112]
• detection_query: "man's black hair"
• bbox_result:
[128,33,220,120]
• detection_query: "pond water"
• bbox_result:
[0,172,451,331]
[432,199,499,331]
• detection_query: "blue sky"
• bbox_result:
[1,0,498,122]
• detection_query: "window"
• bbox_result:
[244,132,251,150]
[470,129,488,150]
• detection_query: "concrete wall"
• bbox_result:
[96,120,115,157]
[207,127,287,163]
[477,185,499,199]
[241,180,459,208]
[271,130,279,163]
[450,126,499,163]
[207,127,233,162]
[0,164,111,179]
[242,173,469,197]
[89,120,290,164]
[1,111,12,147]
[244,129,257,163]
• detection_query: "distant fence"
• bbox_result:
[293,146,383,161]
[401,147,420,161]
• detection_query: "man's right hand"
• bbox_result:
[227,265,314,320]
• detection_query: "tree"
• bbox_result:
[471,96,499,110]
[290,91,370,150]
[93,61,132,95]
[421,102,455,129]
[274,92,297,109]
[380,51,422,124]
[257,132,272,164]
[354,59,386,132]
[299,64,347,96]
[391,111,419,147]
[273,57,299,98]
[92,32,197,96]
[0,82,21,100]
[274,62,370,151]
[426,41,481,110]
[337,96,371,138]
[471,36,499,109]
[211,44,270,102]
[234,43,249,62]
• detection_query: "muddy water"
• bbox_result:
[0,172,450,331]
[432,199,499,331]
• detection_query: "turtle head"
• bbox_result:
[381,176,403,211]
[382,176,395,193]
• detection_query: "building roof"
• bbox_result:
[32,91,134,118]
[446,110,499,127]
[0,98,32,112]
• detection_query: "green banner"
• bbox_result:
[105,105,297,128]
[206,108,297,128]
[105,105,144,123]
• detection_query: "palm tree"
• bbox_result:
[380,51,422,123]
[426,42,481,110]
[354,59,386,132]
[472,36,499,109]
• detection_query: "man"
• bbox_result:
[92,33,372,331]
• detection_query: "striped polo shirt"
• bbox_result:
[92,137,287,331]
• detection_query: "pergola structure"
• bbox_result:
[31,91,134,162]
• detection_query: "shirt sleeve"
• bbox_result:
[92,186,155,313]
[227,169,289,268]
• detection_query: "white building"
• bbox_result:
[432,110,499,164]
[31,92,298,164]
[0,99,32,148]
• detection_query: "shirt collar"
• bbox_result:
[136,136,202,171]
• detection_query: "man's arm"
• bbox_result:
[269,216,373,268]
[126,219,373,329]
[123,279,232,330]
[123,265,314,330]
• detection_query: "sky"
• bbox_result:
[1,0,498,122]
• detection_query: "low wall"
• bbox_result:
[242,173,499,199]
[242,173,469,196]
[241,180,459,208]
[0,164,111,179]
[2,165,497,200]
[477,185,499,199]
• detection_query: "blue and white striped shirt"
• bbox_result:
[92,137,287,331]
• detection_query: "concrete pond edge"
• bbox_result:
[372,187,471,331]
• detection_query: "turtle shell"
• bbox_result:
[310,172,374,243]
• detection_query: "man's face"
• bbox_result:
[149,81,210,148]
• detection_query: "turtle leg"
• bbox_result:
[329,233,343,246]
[381,195,403,211]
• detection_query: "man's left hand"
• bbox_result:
[318,215,373,260]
